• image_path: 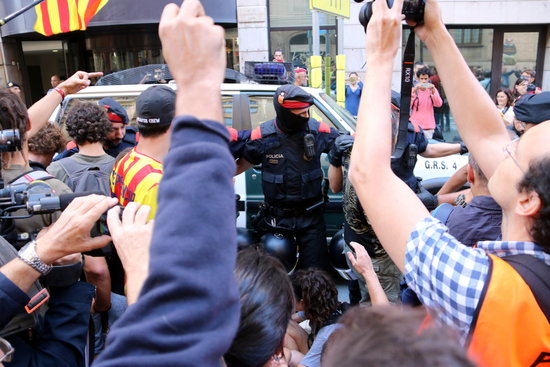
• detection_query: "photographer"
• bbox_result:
[410,66,442,139]
[0,195,117,366]
[349,0,549,365]
[0,72,102,245]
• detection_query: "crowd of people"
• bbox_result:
[0,0,548,366]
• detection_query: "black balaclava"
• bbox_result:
[273,85,314,134]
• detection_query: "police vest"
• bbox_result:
[467,254,550,367]
[251,119,331,207]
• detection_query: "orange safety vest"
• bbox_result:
[467,254,550,367]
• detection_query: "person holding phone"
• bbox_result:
[410,66,442,139]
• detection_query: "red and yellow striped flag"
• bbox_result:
[34,0,109,36]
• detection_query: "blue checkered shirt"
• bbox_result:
[405,216,550,344]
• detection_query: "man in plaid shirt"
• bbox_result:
[349,0,550,366]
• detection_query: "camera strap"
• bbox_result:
[393,29,416,159]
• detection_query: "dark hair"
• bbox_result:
[28,124,66,155]
[512,77,530,99]
[224,247,294,367]
[494,88,513,108]
[322,306,475,367]
[290,268,339,338]
[65,101,112,145]
[349,72,358,78]
[138,123,171,138]
[0,88,28,146]
[522,69,535,78]
[416,66,432,78]
[517,156,550,253]
[468,154,486,182]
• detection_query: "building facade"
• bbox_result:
[0,0,237,104]
[1,0,549,106]
[237,0,550,94]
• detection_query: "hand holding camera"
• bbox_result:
[35,195,117,265]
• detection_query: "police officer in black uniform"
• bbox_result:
[243,85,340,269]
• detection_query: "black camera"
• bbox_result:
[0,182,114,256]
[355,0,425,29]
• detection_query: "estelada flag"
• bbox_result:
[34,0,109,36]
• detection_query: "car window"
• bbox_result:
[59,95,233,128]
[59,95,138,127]
[248,95,335,130]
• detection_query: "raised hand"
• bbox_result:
[365,0,405,63]
[35,195,117,264]
[107,202,153,304]
[57,71,103,95]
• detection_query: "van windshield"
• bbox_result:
[319,93,356,130]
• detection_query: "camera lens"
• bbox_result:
[359,0,425,30]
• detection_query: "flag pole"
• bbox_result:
[0,0,47,27]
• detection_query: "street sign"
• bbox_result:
[309,0,350,18]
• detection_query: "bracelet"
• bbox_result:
[53,87,66,101]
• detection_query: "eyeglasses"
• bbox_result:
[503,137,525,173]
[0,337,14,363]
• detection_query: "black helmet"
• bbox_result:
[236,228,257,251]
[260,233,298,273]
[328,229,356,281]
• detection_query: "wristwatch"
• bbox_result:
[17,240,52,276]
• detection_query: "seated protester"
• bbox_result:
[111,85,176,220]
[290,243,388,367]
[47,101,114,196]
[27,124,66,171]
[224,247,294,367]
[290,269,347,367]
[54,98,136,160]
[432,154,502,246]
[348,1,550,366]
[0,195,117,367]
[322,306,475,367]
[0,90,72,247]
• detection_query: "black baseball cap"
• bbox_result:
[136,85,176,128]
[514,92,550,125]
[98,97,129,124]
[6,82,20,88]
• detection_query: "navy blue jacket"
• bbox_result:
[445,195,503,247]
[94,116,240,367]
[0,274,94,367]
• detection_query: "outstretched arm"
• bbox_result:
[347,242,389,305]
[328,164,343,193]
[348,0,429,272]
[420,142,461,158]
[94,1,240,366]
[410,0,509,178]
[27,71,102,137]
